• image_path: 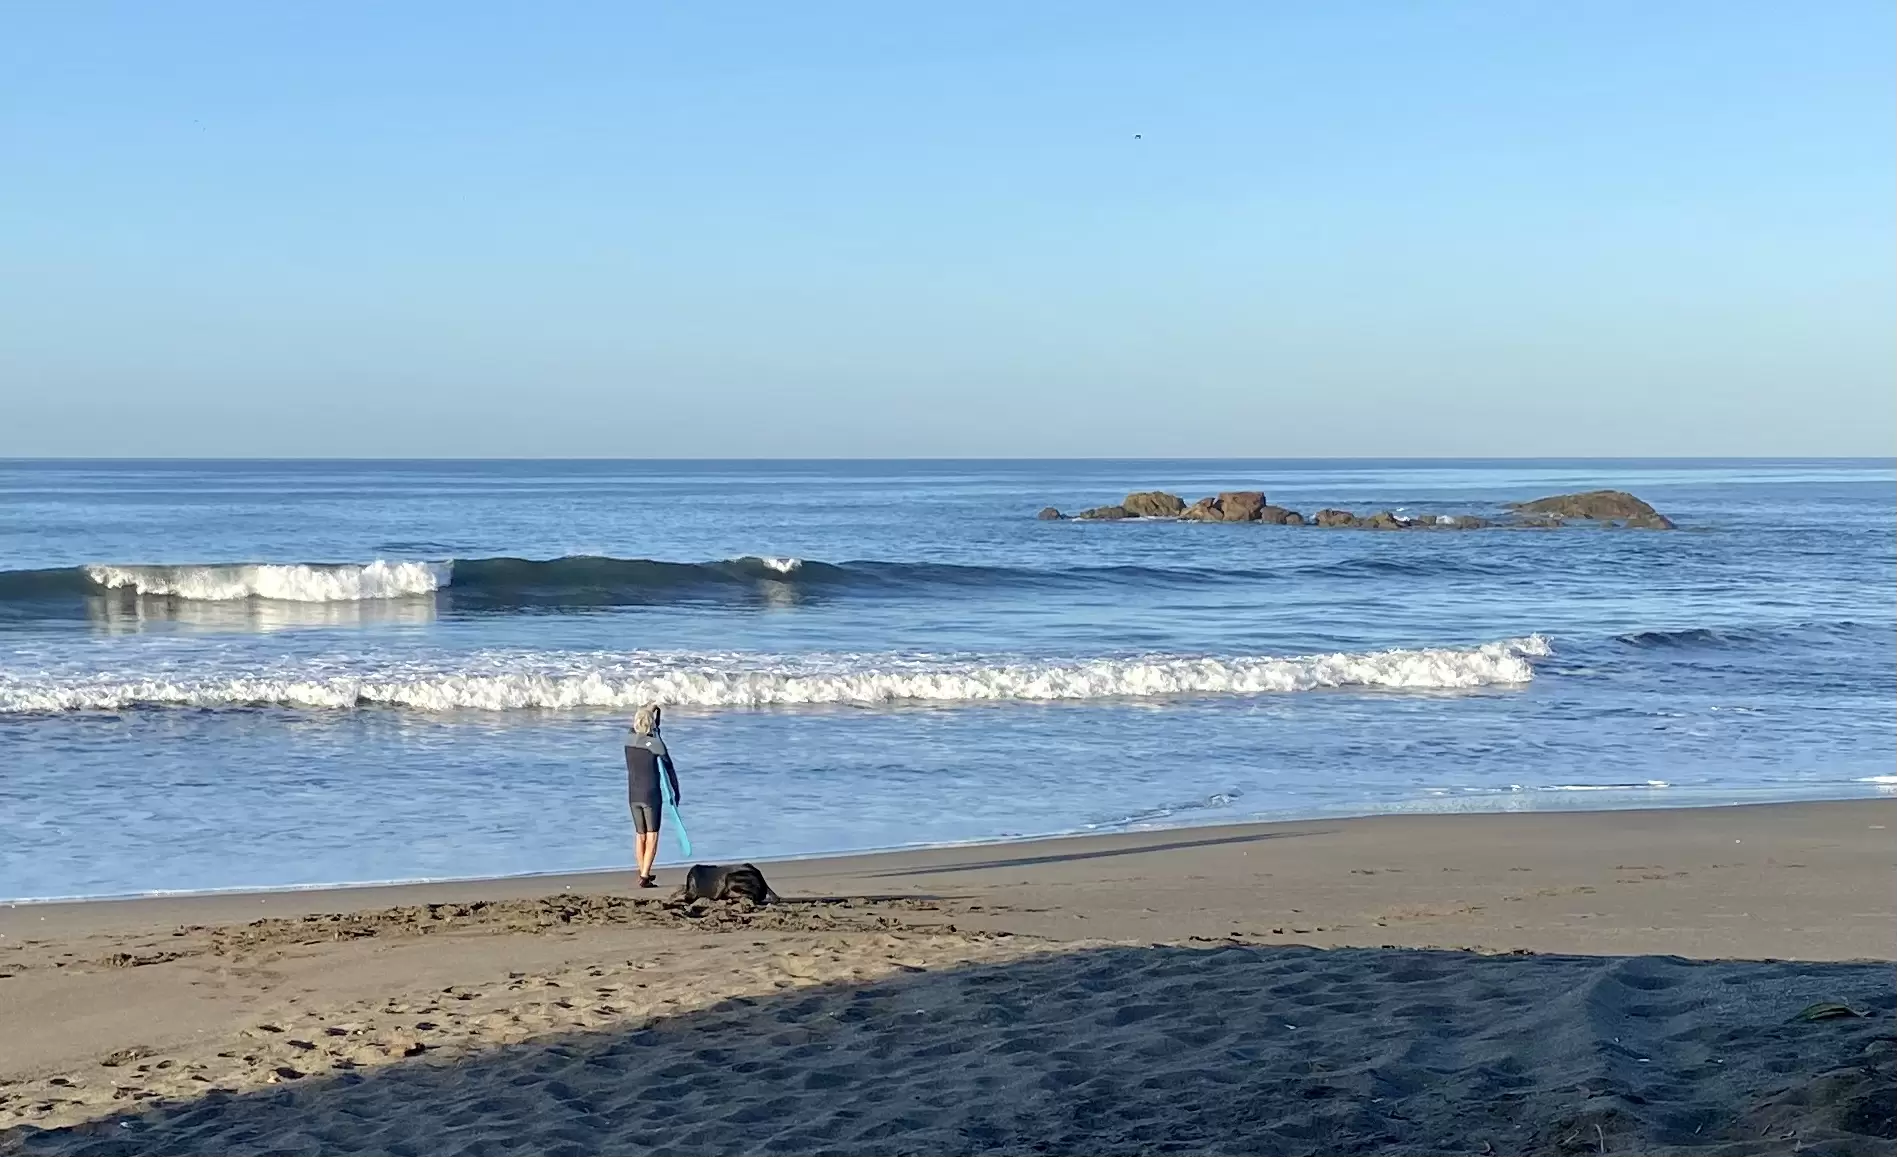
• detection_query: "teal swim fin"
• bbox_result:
[663,795,692,858]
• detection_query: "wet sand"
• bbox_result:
[2,800,1893,1155]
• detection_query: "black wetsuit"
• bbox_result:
[624,731,680,835]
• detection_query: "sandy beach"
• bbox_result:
[2,800,1892,1156]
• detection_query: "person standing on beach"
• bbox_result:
[623,704,682,888]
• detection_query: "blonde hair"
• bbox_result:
[632,704,663,736]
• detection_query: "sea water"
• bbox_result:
[1,459,1891,900]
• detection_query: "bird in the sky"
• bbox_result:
[1133,134,1142,139]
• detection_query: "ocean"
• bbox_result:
[2,458,1891,902]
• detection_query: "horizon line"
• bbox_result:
[5,455,1893,464]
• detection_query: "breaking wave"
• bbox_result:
[0,553,1521,614]
[0,557,832,611]
[0,637,1551,714]
[84,562,450,602]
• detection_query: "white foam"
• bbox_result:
[1856,775,1897,784]
[0,636,1550,714]
[85,561,449,602]
[1542,781,1671,791]
[756,557,803,574]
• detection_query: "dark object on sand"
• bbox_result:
[676,863,779,905]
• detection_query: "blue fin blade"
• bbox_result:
[663,795,692,858]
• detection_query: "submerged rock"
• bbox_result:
[1313,509,1359,528]
[1506,490,1674,529]
[1257,504,1305,526]
[1076,505,1131,520]
[1036,507,1066,521]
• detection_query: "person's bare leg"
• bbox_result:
[636,831,659,881]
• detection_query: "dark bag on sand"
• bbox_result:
[676,863,778,905]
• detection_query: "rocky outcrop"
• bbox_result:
[1348,511,1497,531]
[1214,491,1266,522]
[1036,507,1066,521]
[1122,491,1188,518]
[1506,490,1675,529]
[1182,491,1269,522]
[1049,487,1670,530]
[1073,491,1190,520]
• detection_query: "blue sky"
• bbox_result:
[3,2,1891,457]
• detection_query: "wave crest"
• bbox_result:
[0,552,1529,614]
[84,562,449,602]
[0,637,1551,714]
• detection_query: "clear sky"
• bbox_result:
[3,2,1892,457]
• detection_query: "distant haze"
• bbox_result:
[3,2,1892,457]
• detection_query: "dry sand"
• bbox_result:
[1,800,1892,1155]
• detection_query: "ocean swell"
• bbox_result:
[0,552,1525,615]
[0,636,1551,714]
[1614,621,1877,650]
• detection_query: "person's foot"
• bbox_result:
[638,874,657,888]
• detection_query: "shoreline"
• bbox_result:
[6,798,1893,958]
[8,787,1892,911]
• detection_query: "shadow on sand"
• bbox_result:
[6,943,1892,1157]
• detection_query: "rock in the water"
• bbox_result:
[1180,491,1267,522]
[1400,513,1484,530]
[1214,491,1266,522]
[1121,491,1187,518]
[1047,491,1559,530]
[1506,490,1674,529]
[1036,507,1065,521]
